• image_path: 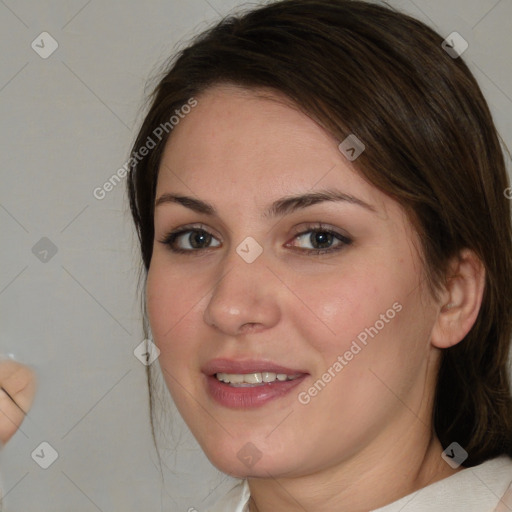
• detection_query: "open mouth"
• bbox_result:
[202,358,309,408]
[215,371,303,387]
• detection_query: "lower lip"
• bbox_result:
[205,374,308,409]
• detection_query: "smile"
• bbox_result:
[215,372,303,386]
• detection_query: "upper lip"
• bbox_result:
[202,358,309,376]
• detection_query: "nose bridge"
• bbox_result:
[218,232,269,290]
[203,238,280,334]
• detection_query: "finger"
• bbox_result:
[0,386,26,445]
[0,361,37,416]
[0,386,26,415]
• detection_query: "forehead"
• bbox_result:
[156,84,392,220]
[162,84,334,163]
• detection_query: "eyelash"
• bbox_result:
[158,223,353,256]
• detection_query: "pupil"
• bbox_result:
[312,231,332,248]
[191,230,210,248]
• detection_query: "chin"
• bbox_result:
[202,442,300,479]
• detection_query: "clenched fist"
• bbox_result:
[0,359,36,447]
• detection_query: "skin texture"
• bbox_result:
[146,84,486,512]
[0,360,36,447]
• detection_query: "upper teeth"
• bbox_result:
[216,372,299,385]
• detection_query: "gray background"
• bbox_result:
[0,0,511,511]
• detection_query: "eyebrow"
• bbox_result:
[154,188,377,218]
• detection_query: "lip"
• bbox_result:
[202,358,309,409]
[201,358,308,376]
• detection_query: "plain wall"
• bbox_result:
[0,0,511,510]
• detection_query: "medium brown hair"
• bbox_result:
[127,0,512,467]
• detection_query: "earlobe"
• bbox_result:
[430,248,486,349]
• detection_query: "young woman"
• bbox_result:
[127,1,512,510]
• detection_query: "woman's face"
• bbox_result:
[146,84,441,478]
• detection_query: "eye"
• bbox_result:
[286,223,352,255]
[158,224,221,253]
[158,222,352,255]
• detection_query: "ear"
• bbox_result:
[430,248,486,349]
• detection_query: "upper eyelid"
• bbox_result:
[163,222,347,238]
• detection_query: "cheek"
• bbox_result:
[290,260,401,353]
[291,270,428,442]
[146,259,200,360]
[146,262,204,415]
[294,250,428,386]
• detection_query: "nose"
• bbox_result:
[202,246,281,337]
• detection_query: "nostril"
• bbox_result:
[239,322,263,334]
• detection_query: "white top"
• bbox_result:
[208,455,512,512]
